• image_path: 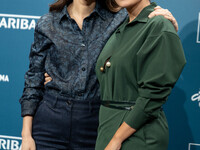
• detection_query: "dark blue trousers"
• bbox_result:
[32,93,100,150]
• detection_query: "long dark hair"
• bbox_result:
[49,0,120,12]
[49,0,72,12]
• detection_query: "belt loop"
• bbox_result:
[89,100,92,113]
[52,95,58,108]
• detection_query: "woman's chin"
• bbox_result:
[116,2,136,9]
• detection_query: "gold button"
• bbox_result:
[106,61,111,68]
[100,67,104,72]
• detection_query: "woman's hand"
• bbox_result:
[105,137,122,150]
[44,73,52,85]
[148,6,179,32]
[21,136,36,150]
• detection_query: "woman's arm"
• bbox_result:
[20,16,51,149]
[19,17,51,117]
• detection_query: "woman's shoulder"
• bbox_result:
[147,15,177,36]
[35,11,60,31]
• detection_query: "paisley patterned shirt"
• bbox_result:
[19,1,127,116]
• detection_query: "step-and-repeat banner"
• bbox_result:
[0,0,199,150]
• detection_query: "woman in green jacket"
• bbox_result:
[95,0,186,150]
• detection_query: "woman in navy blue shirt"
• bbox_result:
[20,0,178,149]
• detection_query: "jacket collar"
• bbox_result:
[129,2,157,24]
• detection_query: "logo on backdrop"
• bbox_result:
[191,89,200,107]
[0,135,21,150]
[188,143,200,150]
[0,13,40,30]
[0,74,9,82]
[197,12,200,43]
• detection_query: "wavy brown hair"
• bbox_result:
[49,0,71,12]
[49,0,120,12]
[106,0,121,12]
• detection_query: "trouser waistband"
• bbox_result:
[43,93,101,112]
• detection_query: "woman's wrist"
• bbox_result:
[112,122,136,144]
[21,116,33,138]
[21,130,32,138]
[112,134,124,143]
[21,125,32,138]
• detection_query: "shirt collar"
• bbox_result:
[93,0,107,20]
[59,0,107,22]
[59,5,70,22]
[130,2,157,23]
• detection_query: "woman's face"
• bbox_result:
[115,0,143,8]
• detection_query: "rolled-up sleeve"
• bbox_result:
[19,21,51,117]
[124,32,186,129]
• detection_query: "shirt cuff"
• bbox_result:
[124,103,148,130]
[20,100,38,117]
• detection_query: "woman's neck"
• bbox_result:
[67,0,96,30]
[126,0,150,23]
[68,0,96,27]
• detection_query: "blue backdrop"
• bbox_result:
[0,0,199,149]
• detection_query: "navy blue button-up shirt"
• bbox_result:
[19,1,127,117]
